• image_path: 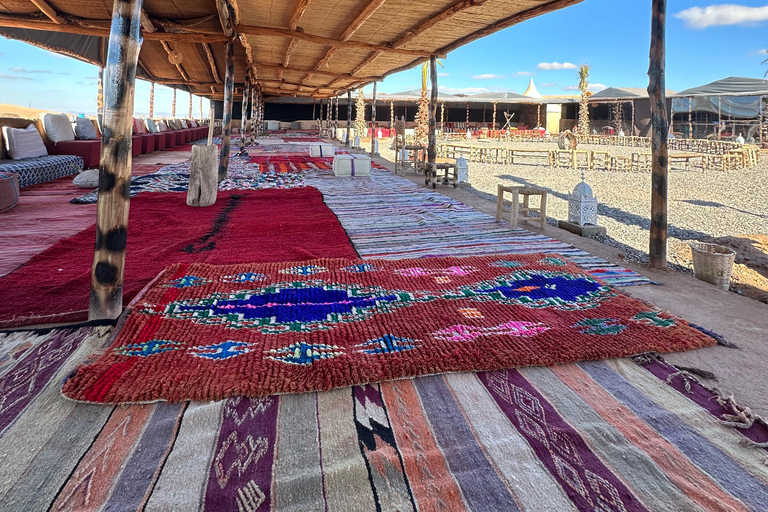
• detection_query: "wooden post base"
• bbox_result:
[188,145,218,207]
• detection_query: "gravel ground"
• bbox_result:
[378,139,768,274]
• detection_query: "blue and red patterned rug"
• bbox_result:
[62,254,715,403]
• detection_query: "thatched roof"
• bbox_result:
[0,0,584,100]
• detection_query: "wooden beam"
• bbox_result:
[437,0,584,55]
[217,0,236,38]
[161,41,189,81]
[236,25,442,58]
[283,38,299,68]
[393,0,487,49]
[201,43,222,84]
[140,9,156,33]
[89,0,144,320]
[648,0,668,270]
[30,0,63,24]
[289,0,312,30]
[352,50,383,75]
[428,55,438,165]
[0,14,229,42]
[252,60,380,81]
[219,40,235,181]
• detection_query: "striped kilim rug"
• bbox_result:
[61,255,713,404]
[1,326,767,510]
[305,168,652,287]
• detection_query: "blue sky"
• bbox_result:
[1,1,767,113]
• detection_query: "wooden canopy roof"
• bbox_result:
[0,0,583,100]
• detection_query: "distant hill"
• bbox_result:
[0,103,58,118]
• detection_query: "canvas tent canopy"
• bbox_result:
[672,77,768,119]
[0,0,585,100]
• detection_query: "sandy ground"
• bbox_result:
[0,103,54,118]
[377,137,768,304]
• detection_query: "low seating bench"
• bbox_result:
[0,154,83,188]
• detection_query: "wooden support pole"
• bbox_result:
[492,101,496,130]
[428,55,438,165]
[371,82,377,155]
[688,96,693,139]
[441,101,445,134]
[199,96,203,118]
[149,81,154,118]
[188,92,193,118]
[218,40,235,181]
[760,95,765,145]
[172,87,176,117]
[346,90,352,147]
[465,103,469,127]
[631,99,635,135]
[648,0,669,270]
[240,75,250,153]
[89,0,144,320]
[97,67,104,128]
[208,103,215,145]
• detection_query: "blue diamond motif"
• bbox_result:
[166,276,208,288]
[267,342,343,365]
[191,340,255,360]
[223,272,267,283]
[342,264,378,273]
[116,339,183,357]
[358,334,418,354]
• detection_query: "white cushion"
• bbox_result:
[74,117,98,140]
[2,124,48,160]
[73,168,100,188]
[157,121,168,132]
[41,113,75,143]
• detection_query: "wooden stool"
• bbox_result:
[496,185,547,230]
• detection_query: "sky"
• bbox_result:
[0,0,767,113]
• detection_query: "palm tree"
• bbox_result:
[354,89,366,143]
[414,62,431,146]
[577,64,590,137]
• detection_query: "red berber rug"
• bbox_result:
[0,188,358,328]
[61,254,715,404]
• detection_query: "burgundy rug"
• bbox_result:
[0,188,357,328]
[61,254,715,403]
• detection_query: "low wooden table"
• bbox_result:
[496,184,547,229]
[425,159,458,189]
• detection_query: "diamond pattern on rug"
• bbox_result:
[61,254,715,404]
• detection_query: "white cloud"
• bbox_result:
[749,48,768,56]
[537,62,577,70]
[9,67,50,74]
[675,5,768,29]
[562,83,607,92]
[541,83,558,87]
[515,71,535,76]
[0,74,33,81]
[440,86,489,95]
[472,73,505,80]
[438,72,450,77]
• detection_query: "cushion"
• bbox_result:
[0,154,82,187]
[74,117,98,140]
[73,168,100,188]
[144,118,157,133]
[41,113,75,143]
[157,121,168,132]
[132,118,145,135]
[0,171,19,213]
[2,124,48,160]
[190,120,198,128]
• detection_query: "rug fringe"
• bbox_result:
[689,322,737,348]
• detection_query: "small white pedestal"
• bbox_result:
[333,154,371,176]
